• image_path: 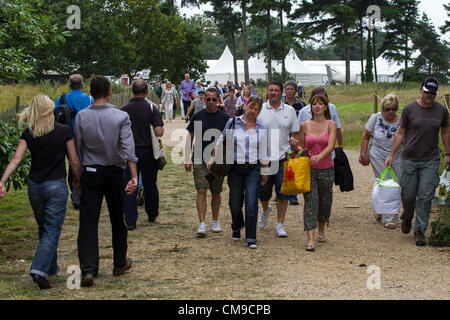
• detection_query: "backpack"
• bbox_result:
[54,94,75,126]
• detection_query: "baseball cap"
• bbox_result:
[421,77,439,94]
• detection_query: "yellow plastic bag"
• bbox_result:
[280,150,311,195]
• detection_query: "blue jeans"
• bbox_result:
[400,158,440,234]
[124,147,159,226]
[228,164,261,242]
[27,178,68,278]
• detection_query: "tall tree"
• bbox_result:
[0,0,68,82]
[249,0,274,82]
[381,0,419,81]
[440,3,450,34]
[365,30,374,82]
[275,0,295,79]
[412,13,449,83]
[206,0,241,84]
[290,0,358,84]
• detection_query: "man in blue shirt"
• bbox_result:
[54,74,93,209]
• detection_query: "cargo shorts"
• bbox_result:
[193,163,225,194]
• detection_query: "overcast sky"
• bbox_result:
[179,0,449,41]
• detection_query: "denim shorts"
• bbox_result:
[258,159,289,201]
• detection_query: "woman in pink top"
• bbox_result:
[291,94,336,251]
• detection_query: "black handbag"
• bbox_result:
[210,118,236,177]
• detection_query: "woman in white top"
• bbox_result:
[161,81,177,122]
[359,93,401,228]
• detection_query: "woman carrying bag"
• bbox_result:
[0,95,82,289]
[359,93,401,228]
[291,94,336,252]
[207,97,269,249]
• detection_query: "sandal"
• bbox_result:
[306,243,315,251]
[384,223,396,229]
[317,235,327,242]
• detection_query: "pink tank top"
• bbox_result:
[305,124,334,169]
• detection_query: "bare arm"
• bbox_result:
[184,131,194,171]
[336,128,343,148]
[125,160,138,195]
[385,126,405,168]
[0,139,27,199]
[359,130,372,166]
[66,139,82,189]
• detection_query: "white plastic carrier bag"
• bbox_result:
[434,168,449,205]
[371,167,401,215]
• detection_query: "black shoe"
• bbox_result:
[113,258,132,276]
[414,231,427,246]
[148,217,157,223]
[31,274,51,290]
[232,230,240,241]
[401,219,412,234]
[127,225,136,231]
[289,199,299,205]
[81,273,95,287]
[248,241,258,249]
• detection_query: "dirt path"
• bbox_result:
[0,119,448,299]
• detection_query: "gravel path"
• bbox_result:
[161,119,450,300]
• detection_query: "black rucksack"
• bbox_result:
[54,94,75,126]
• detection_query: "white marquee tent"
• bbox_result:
[204,46,404,85]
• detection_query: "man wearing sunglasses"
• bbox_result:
[386,77,450,246]
[185,87,230,237]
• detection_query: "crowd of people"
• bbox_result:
[0,73,448,290]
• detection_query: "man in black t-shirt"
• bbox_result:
[386,77,450,246]
[185,87,230,237]
[121,80,164,229]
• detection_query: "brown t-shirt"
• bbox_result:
[399,101,448,161]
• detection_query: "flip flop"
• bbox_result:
[306,243,315,251]
[317,235,327,242]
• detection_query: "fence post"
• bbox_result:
[445,94,449,110]
[373,91,378,113]
[15,96,20,113]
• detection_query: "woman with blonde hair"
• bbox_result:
[0,94,82,290]
[359,93,401,228]
[291,94,337,251]
[161,81,177,122]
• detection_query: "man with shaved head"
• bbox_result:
[54,74,94,209]
[120,79,164,229]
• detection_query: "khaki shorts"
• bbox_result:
[193,163,224,194]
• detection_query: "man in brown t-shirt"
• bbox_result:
[386,77,450,246]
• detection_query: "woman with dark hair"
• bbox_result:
[0,95,82,289]
[291,94,336,251]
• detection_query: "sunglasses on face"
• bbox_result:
[206,97,218,102]
[383,108,398,112]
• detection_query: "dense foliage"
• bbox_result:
[0,120,31,191]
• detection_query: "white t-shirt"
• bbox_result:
[366,112,401,162]
[257,101,299,160]
[297,103,341,128]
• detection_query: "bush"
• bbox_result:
[429,207,450,247]
[0,119,31,191]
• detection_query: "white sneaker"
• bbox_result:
[211,220,222,233]
[196,222,207,237]
[258,205,272,229]
[276,223,288,237]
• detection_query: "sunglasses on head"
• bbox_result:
[384,108,398,112]
[206,97,218,102]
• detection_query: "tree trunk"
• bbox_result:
[345,29,350,85]
[280,8,286,78]
[242,0,249,85]
[231,32,238,84]
[266,7,272,83]
[360,18,365,82]
[373,28,378,82]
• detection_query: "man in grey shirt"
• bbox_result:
[74,75,138,287]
